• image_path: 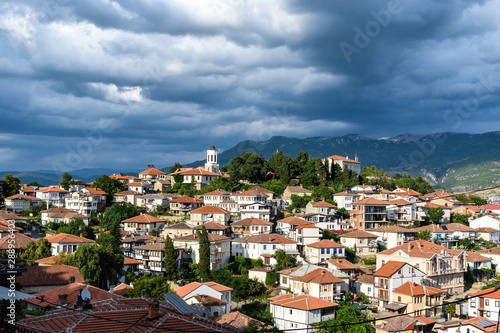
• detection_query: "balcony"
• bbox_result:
[211,258,222,264]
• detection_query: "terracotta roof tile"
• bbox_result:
[269,294,338,310]
[309,200,336,208]
[216,311,265,330]
[173,233,231,243]
[122,214,164,224]
[322,155,360,164]
[393,282,445,296]
[307,239,344,249]
[17,265,85,286]
[193,222,228,230]
[341,229,377,239]
[326,258,358,270]
[45,233,95,244]
[231,217,273,226]
[169,196,204,204]
[356,274,375,284]
[0,233,33,250]
[374,261,407,277]
[292,268,344,284]
[164,222,192,230]
[139,167,166,175]
[190,206,230,214]
[231,234,297,244]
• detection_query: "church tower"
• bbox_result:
[205,145,219,173]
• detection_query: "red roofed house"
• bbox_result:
[173,234,231,271]
[230,218,273,238]
[351,198,389,229]
[122,213,165,234]
[231,234,299,265]
[386,198,417,226]
[305,239,346,263]
[282,185,313,205]
[440,316,497,333]
[290,268,346,301]
[373,261,425,309]
[169,196,204,215]
[64,191,101,217]
[376,240,467,295]
[474,227,500,243]
[333,190,360,212]
[40,207,90,226]
[269,293,337,333]
[373,312,435,333]
[189,205,231,226]
[4,194,42,213]
[467,287,500,321]
[175,281,232,315]
[45,233,95,256]
[0,232,35,256]
[170,167,221,190]
[322,154,361,174]
[240,202,272,221]
[126,181,152,193]
[202,189,232,206]
[139,166,167,181]
[305,200,336,215]
[340,229,378,257]
[16,265,85,293]
[393,282,445,318]
[35,186,69,208]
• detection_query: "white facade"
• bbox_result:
[470,215,500,231]
[173,236,231,271]
[467,290,500,321]
[177,283,231,314]
[240,203,272,221]
[204,145,220,174]
[231,235,298,262]
[35,187,69,208]
[64,192,98,217]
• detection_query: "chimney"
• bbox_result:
[80,233,83,238]
[69,275,75,284]
[58,293,68,306]
[244,316,250,327]
[299,184,303,188]
[148,299,160,320]
[40,295,45,303]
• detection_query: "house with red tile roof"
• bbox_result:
[230,217,273,238]
[440,316,497,333]
[474,227,500,243]
[193,222,228,236]
[111,282,133,296]
[139,166,167,182]
[366,225,416,249]
[373,261,426,309]
[467,287,500,321]
[305,239,345,263]
[121,234,164,258]
[173,233,231,271]
[175,281,232,315]
[4,194,42,213]
[354,273,375,298]
[0,232,34,255]
[340,229,378,257]
[333,190,361,212]
[45,233,95,256]
[133,240,167,275]
[470,215,500,232]
[109,173,141,184]
[216,311,266,331]
[64,191,101,217]
[386,198,417,226]
[392,282,445,318]
[202,189,232,205]
[169,196,204,215]
[322,154,361,174]
[112,189,142,205]
[164,222,195,239]
[122,213,164,234]
[282,185,313,204]
[35,186,69,208]
[126,181,152,193]
[240,202,272,221]
[189,205,231,226]
[269,293,337,333]
[82,187,107,211]
[376,240,467,295]
[17,296,236,333]
[351,197,390,230]
[16,265,85,293]
[373,312,435,333]
[289,268,346,301]
[305,200,336,215]
[170,167,221,190]
[231,234,298,265]
[40,207,90,226]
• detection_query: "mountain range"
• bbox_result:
[2,132,499,193]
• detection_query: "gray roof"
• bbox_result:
[288,263,349,280]
[164,223,192,230]
[162,293,195,314]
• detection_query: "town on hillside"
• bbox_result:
[1,146,500,332]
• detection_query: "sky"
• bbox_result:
[1,0,500,172]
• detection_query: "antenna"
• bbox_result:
[81,289,91,302]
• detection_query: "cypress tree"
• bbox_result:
[164,235,176,281]
[197,226,211,279]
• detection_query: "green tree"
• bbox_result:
[427,207,445,224]
[273,249,296,271]
[222,151,268,182]
[268,150,293,185]
[337,207,350,220]
[456,193,487,206]
[164,236,176,281]
[300,158,318,189]
[445,304,456,319]
[59,172,74,191]
[101,203,141,229]
[315,158,328,186]
[126,275,171,299]
[453,213,472,225]
[416,230,432,241]
[92,175,126,204]
[265,271,279,287]
[170,162,183,173]
[345,246,356,263]
[197,226,211,279]
[315,304,373,333]
[464,265,475,285]
[3,174,21,197]
[57,218,94,239]
[20,238,52,265]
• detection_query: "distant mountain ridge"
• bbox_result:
[185,131,500,192]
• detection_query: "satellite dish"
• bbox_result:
[81,289,91,302]
[119,223,124,228]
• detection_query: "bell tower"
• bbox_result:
[205,145,219,173]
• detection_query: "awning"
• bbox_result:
[0,286,35,300]
[352,303,368,310]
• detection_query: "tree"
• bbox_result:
[427,207,444,224]
[59,172,74,191]
[268,151,293,185]
[170,162,182,173]
[453,213,472,225]
[126,275,171,299]
[3,174,21,197]
[222,151,268,182]
[273,249,296,271]
[265,271,279,287]
[337,208,350,220]
[315,158,328,186]
[164,236,176,281]
[57,218,94,239]
[345,246,356,263]
[445,304,456,319]
[416,230,432,241]
[197,226,211,279]
[456,193,487,206]
[464,265,475,285]
[101,203,140,229]
[92,175,126,204]
[300,158,318,189]
[20,238,52,266]
[315,304,373,333]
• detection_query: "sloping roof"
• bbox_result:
[193,222,228,230]
[190,206,230,214]
[16,265,85,286]
[474,227,499,233]
[45,233,94,244]
[307,239,344,249]
[284,186,313,194]
[366,225,414,233]
[277,216,310,225]
[121,235,164,244]
[248,186,274,194]
[354,198,389,205]
[5,194,41,201]
[231,217,273,226]
[216,311,265,330]
[232,189,268,197]
[36,187,69,193]
[114,190,141,196]
[0,233,34,250]
[202,189,229,196]
[175,282,233,298]
[377,240,454,259]
[169,196,204,204]
[357,274,375,284]
[139,167,166,175]
[187,294,228,306]
[173,233,231,243]
[412,224,450,233]
[268,294,338,310]
[177,168,221,177]
[477,247,500,255]
[126,182,152,187]
[374,261,407,277]
[294,223,320,229]
[442,223,475,232]
[133,242,165,251]
[231,234,297,244]
[322,155,360,164]
[112,283,133,296]
[122,214,164,224]
[124,257,141,265]
[340,229,377,239]
[0,210,28,220]
[83,187,107,195]
[23,282,121,309]
[439,316,495,332]
[326,259,358,270]
[309,200,336,208]
[164,222,192,230]
[292,268,344,284]
[393,282,445,296]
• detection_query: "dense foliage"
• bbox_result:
[100,203,141,229]
[20,239,51,265]
[126,275,171,299]
[92,175,126,203]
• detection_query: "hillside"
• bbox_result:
[186,132,500,192]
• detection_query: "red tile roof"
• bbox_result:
[190,205,230,214]
[231,217,273,226]
[126,182,152,187]
[340,229,377,239]
[269,294,338,310]
[284,186,313,194]
[114,190,141,196]
[377,240,459,259]
[177,168,221,177]
[175,281,233,298]
[0,233,34,250]
[83,187,107,195]
[231,234,297,244]
[326,258,358,270]
[374,261,407,277]
[193,222,228,230]
[173,233,231,243]
[322,155,360,164]
[5,194,41,201]
[139,167,166,175]
[393,282,445,296]
[16,265,85,286]
[122,214,164,224]
[187,294,228,306]
[45,233,95,244]
[354,198,389,205]
[292,268,344,284]
[202,189,230,196]
[216,311,265,330]
[309,200,336,208]
[36,187,69,193]
[307,239,344,249]
[112,283,133,296]
[277,216,310,225]
[357,274,375,284]
[169,196,204,204]
[474,227,499,233]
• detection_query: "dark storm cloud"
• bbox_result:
[0,0,499,171]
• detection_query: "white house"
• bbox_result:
[40,207,90,226]
[232,188,268,206]
[133,241,166,275]
[305,240,345,264]
[322,155,361,174]
[474,227,500,243]
[64,192,99,217]
[202,189,232,206]
[231,234,299,265]
[121,214,164,234]
[354,274,375,299]
[467,287,500,321]
[230,217,273,238]
[300,214,347,231]
[35,186,69,208]
[440,316,497,333]
[305,200,336,215]
[269,294,337,333]
[138,167,167,182]
[175,281,232,315]
[477,247,500,273]
[4,194,41,213]
[339,229,378,257]
[332,191,360,211]
[240,202,272,221]
[173,233,231,271]
[44,233,95,255]
[470,215,500,231]
[441,223,477,239]
[126,182,152,194]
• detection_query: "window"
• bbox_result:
[290,310,293,315]
[398,296,401,302]
[471,302,476,308]
[263,245,267,250]
[368,287,371,292]
[486,300,490,306]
